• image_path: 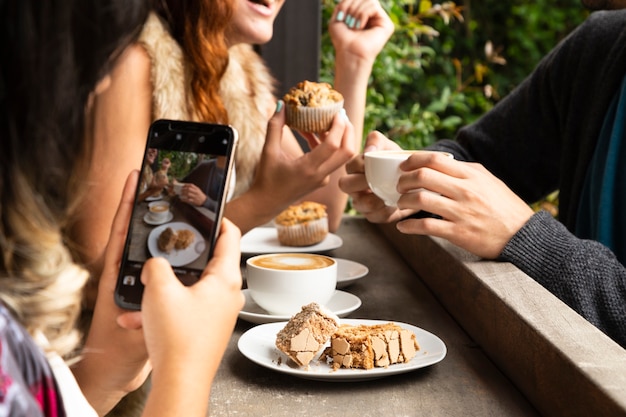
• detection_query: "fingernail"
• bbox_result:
[336,11,345,22]
[355,20,361,29]
[346,15,354,28]
[364,145,377,153]
[275,100,283,113]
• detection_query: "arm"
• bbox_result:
[272,0,393,231]
[140,219,243,417]
[501,211,626,348]
[330,0,394,144]
[69,44,153,286]
[71,171,151,415]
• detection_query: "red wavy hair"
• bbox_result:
[157,0,233,123]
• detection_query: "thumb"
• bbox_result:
[140,257,178,292]
[264,100,287,153]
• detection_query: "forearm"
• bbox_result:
[500,210,626,347]
[72,356,135,416]
[303,166,349,232]
[224,189,286,235]
[333,52,374,149]
[141,363,215,417]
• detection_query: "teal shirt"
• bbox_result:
[576,76,626,265]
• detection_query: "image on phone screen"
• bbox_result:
[115,120,238,310]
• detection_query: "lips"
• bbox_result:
[249,0,273,7]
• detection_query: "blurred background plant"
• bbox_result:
[321,0,588,215]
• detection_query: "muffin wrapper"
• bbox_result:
[276,217,329,247]
[285,100,344,133]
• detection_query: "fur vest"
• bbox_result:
[138,12,276,197]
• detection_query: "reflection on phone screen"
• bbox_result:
[120,152,227,297]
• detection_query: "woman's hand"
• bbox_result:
[339,131,414,223]
[330,0,394,64]
[180,183,208,207]
[395,153,534,259]
[227,102,355,234]
[72,171,151,416]
[141,218,244,416]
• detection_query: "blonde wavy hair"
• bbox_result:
[1,0,149,360]
[0,177,88,358]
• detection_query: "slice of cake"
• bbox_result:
[326,323,420,370]
[275,303,339,367]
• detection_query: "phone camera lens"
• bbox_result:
[199,136,205,143]
[176,133,182,140]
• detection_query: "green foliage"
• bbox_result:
[320,0,588,150]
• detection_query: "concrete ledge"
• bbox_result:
[377,223,626,417]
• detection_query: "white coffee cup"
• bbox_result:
[364,150,453,207]
[148,201,170,222]
[172,183,183,196]
[246,253,337,316]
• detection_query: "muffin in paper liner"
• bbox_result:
[276,216,329,247]
[283,81,344,133]
[284,100,344,133]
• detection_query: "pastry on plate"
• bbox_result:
[324,322,420,370]
[275,303,339,367]
[274,201,328,247]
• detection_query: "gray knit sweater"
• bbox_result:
[429,10,626,348]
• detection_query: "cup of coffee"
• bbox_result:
[148,201,170,222]
[246,253,337,315]
[364,150,453,206]
[172,183,183,196]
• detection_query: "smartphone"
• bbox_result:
[114,119,238,310]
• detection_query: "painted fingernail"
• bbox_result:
[346,15,354,27]
[275,100,283,113]
[355,20,361,29]
[336,11,345,22]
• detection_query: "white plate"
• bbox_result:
[147,222,206,267]
[238,290,361,325]
[237,319,447,381]
[241,227,343,255]
[143,211,174,226]
[335,258,368,288]
[145,194,163,201]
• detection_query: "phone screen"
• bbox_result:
[115,119,238,310]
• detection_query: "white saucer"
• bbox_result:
[238,290,361,324]
[143,211,173,225]
[241,227,343,255]
[335,258,368,288]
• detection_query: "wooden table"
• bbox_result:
[208,216,540,416]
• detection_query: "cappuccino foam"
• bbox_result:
[250,254,334,270]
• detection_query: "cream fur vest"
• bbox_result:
[138,13,275,197]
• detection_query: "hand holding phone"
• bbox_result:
[114,120,238,310]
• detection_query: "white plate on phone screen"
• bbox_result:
[240,227,343,255]
[147,222,205,267]
[237,319,447,381]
